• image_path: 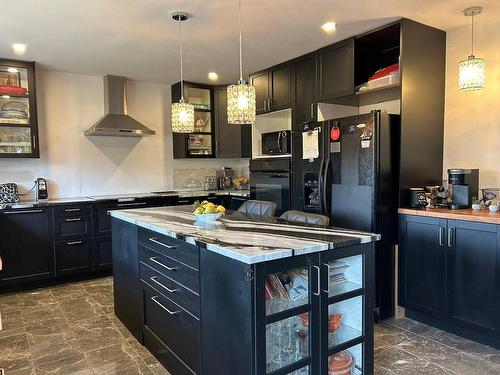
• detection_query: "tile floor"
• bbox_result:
[1,277,500,374]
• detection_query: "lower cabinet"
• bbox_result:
[93,236,113,271]
[399,215,500,341]
[227,195,248,211]
[0,208,54,285]
[55,239,92,276]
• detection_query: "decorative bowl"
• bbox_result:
[472,203,482,211]
[489,205,499,213]
[194,212,223,222]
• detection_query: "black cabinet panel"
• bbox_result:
[317,38,354,100]
[0,208,53,284]
[228,195,248,211]
[446,221,500,333]
[93,236,112,271]
[294,54,317,129]
[399,215,445,317]
[250,71,269,115]
[215,86,243,158]
[54,215,92,240]
[270,64,292,111]
[55,239,92,276]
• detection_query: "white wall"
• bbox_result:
[443,19,500,188]
[0,68,248,199]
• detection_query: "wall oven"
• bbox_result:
[249,159,290,216]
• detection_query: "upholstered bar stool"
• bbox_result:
[237,200,277,217]
[280,210,330,226]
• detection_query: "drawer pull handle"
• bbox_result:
[4,209,43,215]
[149,257,178,271]
[177,200,190,204]
[67,240,83,245]
[65,218,81,222]
[151,296,180,315]
[149,238,176,249]
[117,202,147,208]
[150,276,178,293]
[64,208,81,212]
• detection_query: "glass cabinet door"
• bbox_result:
[0,61,37,157]
[263,257,318,375]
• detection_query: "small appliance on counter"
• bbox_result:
[448,168,479,209]
[216,167,235,190]
[36,178,48,201]
[203,176,218,191]
[261,130,291,155]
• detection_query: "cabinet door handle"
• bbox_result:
[3,209,43,215]
[310,103,315,119]
[66,240,83,245]
[32,135,36,150]
[149,257,178,271]
[64,208,81,212]
[312,265,321,296]
[65,218,81,222]
[150,276,178,293]
[117,202,147,208]
[148,237,176,249]
[322,263,331,294]
[448,228,454,248]
[177,199,190,204]
[269,98,274,111]
[438,227,445,247]
[151,296,180,315]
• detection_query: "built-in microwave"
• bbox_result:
[261,130,291,155]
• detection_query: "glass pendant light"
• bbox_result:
[227,0,256,125]
[459,6,485,91]
[171,11,194,133]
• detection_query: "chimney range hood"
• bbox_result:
[84,75,155,137]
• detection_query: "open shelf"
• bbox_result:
[355,83,400,96]
[328,323,362,349]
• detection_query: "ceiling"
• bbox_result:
[1,0,498,85]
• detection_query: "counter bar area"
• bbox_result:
[110,206,380,375]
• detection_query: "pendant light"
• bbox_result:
[171,11,194,133]
[227,0,256,125]
[458,6,485,91]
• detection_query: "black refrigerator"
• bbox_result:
[302,110,400,320]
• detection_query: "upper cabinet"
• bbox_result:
[317,38,355,101]
[172,81,216,159]
[250,63,292,115]
[0,59,39,158]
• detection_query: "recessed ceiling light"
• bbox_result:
[12,43,27,55]
[2,95,10,99]
[321,22,336,33]
[7,67,18,73]
[208,72,218,81]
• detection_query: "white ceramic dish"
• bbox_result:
[194,212,223,221]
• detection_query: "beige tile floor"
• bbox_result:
[2,277,500,374]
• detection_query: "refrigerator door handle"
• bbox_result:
[322,152,330,214]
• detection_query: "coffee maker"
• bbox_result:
[448,169,479,209]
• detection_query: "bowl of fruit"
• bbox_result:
[192,200,226,221]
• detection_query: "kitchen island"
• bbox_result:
[110,206,380,375]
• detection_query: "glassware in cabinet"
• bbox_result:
[265,266,309,315]
[0,126,32,154]
[188,134,213,156]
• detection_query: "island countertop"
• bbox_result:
[110,205,380,264]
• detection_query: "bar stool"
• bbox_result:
[280,210,330,226]
[237,200,277,217]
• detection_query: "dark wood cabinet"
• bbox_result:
[93,236,113,271]
[214,86,251,158]
[399,214,500,345]
[445,220,500,333]
[317,38,354,101]
[0,208,53,284]
[250,64,292,114]
[55,239,92,276]
[398,215,446,317]
[0,59,40,158]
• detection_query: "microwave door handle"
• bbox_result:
[277,132,282,154]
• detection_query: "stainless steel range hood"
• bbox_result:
[84,75,155,137]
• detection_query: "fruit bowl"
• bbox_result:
[194,212,223,222]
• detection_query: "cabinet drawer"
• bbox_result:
[54,204,92,218]
[54,215,92,239]
[139,245,199,294]
[143,325,197,375]
[140,263,199,318]
[142,280,200,373]
[55,239,92,276]
[139,229,199,269]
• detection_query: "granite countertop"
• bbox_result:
[0,189,249,210]
[398,207,500,225]
[110,206,380,264]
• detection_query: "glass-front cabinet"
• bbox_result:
[0,59,39,158]
[254,244,373,375]
[172,81,215,158]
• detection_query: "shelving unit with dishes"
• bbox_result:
[172,81,216,159]
[0,59,39,158]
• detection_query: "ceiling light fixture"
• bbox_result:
[321,22,336,33]
[12,43,27,55]
[171,11,194,133]
[227,0,256,125]
[459,6,485,91]
[7,67,18,73]
[208,72,218,81]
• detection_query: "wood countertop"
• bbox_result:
[398,207,500,225]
